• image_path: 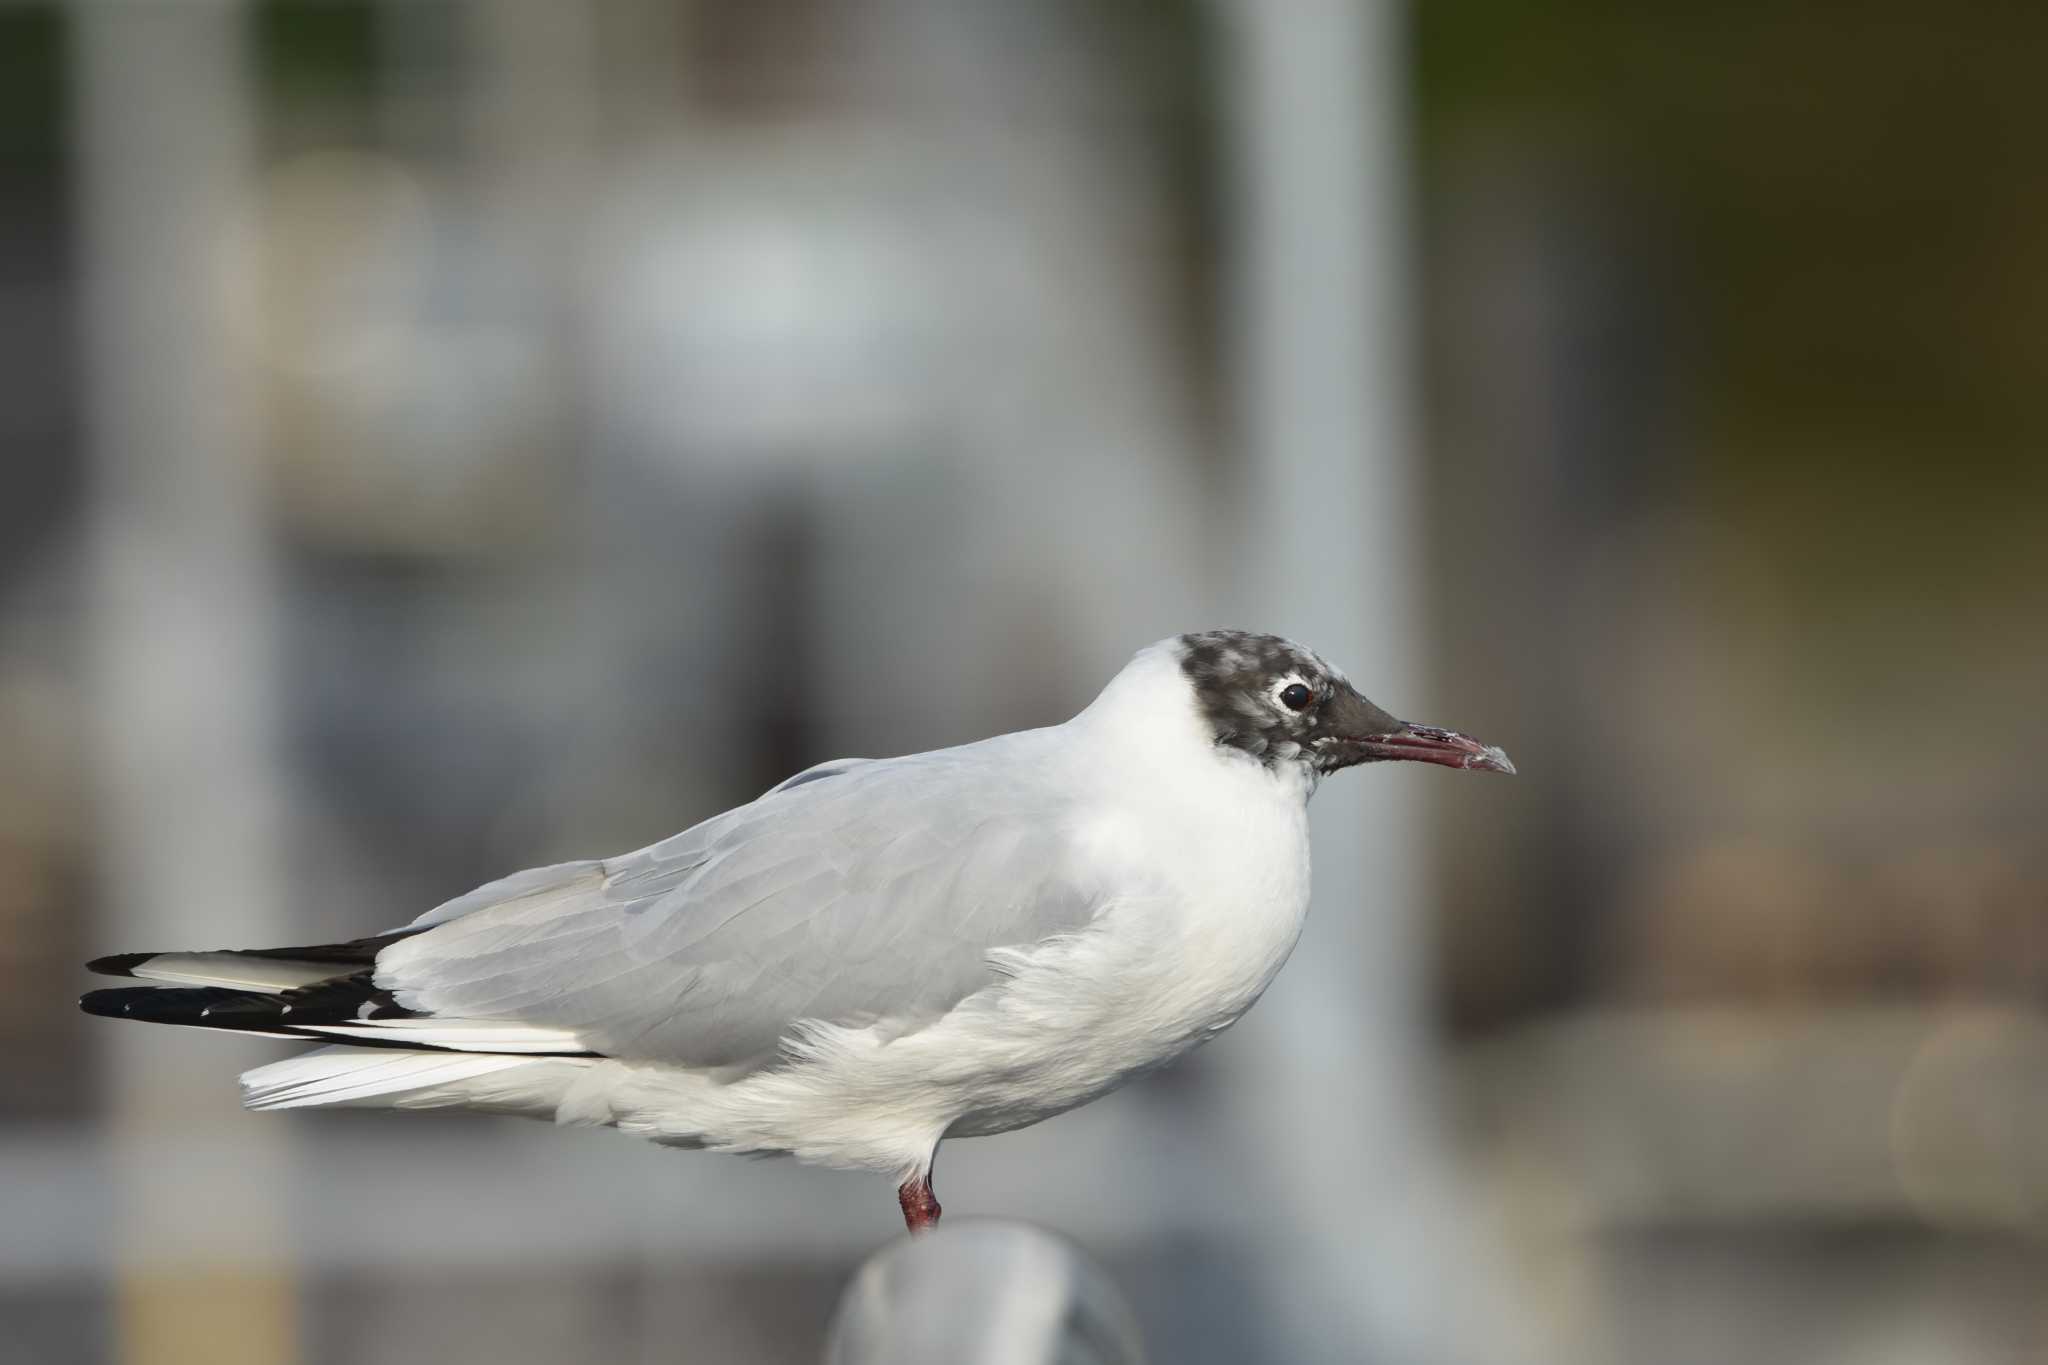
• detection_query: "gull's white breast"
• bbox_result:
[927,657,1318,1138]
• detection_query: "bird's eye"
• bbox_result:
[1279,683,1314,711]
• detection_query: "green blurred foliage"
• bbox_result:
[1417,1,2048,722]
[1417,1,2048,497]
[0,9,64,178]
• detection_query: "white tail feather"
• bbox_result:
[241,1046,593,1117]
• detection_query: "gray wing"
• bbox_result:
[373,740,1098,1073]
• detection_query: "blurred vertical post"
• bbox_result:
[1218,2,1521,1362]
[74,4,298,1364]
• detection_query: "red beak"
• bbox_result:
[1352,723,1516,774]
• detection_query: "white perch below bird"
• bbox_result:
[82,630,1513,1232]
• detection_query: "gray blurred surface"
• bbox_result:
[825,1221,1144,1365]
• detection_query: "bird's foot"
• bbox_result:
[897,1174,941,1234]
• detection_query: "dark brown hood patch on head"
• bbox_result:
[1177,630,1345,768]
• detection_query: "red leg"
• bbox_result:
[897,1173,942,1233]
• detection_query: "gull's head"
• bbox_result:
[1171,630,1516,779]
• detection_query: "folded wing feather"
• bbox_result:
[375,736,1100,1074]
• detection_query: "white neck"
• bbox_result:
[1066,641,1318,806]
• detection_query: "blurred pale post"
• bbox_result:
[826,1221,1146,1365]
[1218,1,1526,1360]
[75,4,298,1364]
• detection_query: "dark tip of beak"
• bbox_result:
[1356,723,1516,775]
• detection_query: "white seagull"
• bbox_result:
[83,631,1512,1232]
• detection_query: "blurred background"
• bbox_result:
[3,1,2046,1362]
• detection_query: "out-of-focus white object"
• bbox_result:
[825,1220,1145,1365]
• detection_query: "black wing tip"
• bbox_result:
[78,973,418,1033]
[80,986,152,1018]
[79,985,284,1027]
[86,952,158,978]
